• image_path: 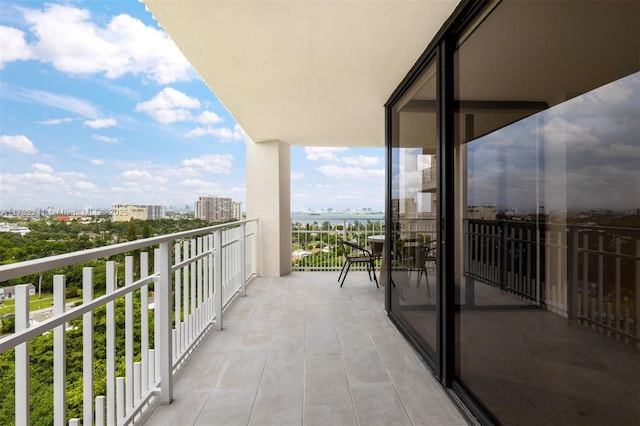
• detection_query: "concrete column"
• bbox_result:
[246,138,291,276]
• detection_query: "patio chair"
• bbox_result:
[337,239,379,288]
[413,241,436,298]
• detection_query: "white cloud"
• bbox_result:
[26,172,65,186]
[91,159,104,165]
[85,118,116,129]
[232,124,246,141]
[92,135,119,144]
[119,169,152,181]
[185,126,245,142]
[1,163,68,191]
[10,4,193,84]
[0,135,37,153]
[38,117,73,125]
[136,87,201,124]
[186,127,225,138]
[316,165,384,179]
[543,116,599,147]
[6,86,99,118]
[0,26,33,67]
[32,163,54,173]
[195,111,223,124]
[180,179,218,188]
[340,155,380,166]
[182,154,233,174]
[305,147,348,161]
[75,181,97,190]
[291,172,305,180]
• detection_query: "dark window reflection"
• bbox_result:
[454,1,639,424]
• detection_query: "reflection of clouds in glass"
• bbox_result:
[543,117,600,147]
[468,118,542,211]
[467,71,639,212]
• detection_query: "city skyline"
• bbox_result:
[0,0,385,213]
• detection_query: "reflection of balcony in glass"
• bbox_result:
[421,165,437,193]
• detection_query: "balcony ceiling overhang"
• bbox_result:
[142,0,460,147]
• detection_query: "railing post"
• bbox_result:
[83,267,94,426]
[197,237,204,332]
[598,235,604,332]
[500,221,508,290]
[54,274,66,426]
[157,242,173,404]
[207,235,214,324]
[15,284,30,426]
[464,220,475,306]
[214,229,223,330]
[106,261,116,426]
[615,237,621,339]
[124,256,134,413]
[183,241,189,355]
[636,238,640,349]
[153,249,160,385]
[342,219,347,241]
[255,220,261,276]
[582,234,590,325]
[191,239,197,341]
[240,222,247,297]
[95,395,105,426]
[140,252,149,395]
[567,227,579,320]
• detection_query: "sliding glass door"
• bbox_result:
[388,57,439,363]
[453,2,639,424]
[386,0,639,423]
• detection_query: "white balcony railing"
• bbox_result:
[0,219,259,426]
[291,218,384,271]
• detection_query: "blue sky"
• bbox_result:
[0,0,385,213]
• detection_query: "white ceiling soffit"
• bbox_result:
[142,1,460,147]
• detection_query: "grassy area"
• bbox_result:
[0,294,56,316]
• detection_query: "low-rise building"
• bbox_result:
[111,204,166,221]
[0,284,36,302]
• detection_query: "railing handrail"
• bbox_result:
[0,274,157,352]
[0,218,258,282]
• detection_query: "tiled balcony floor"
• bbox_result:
[143,272,467,426]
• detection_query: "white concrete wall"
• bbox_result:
[246,138,292,276]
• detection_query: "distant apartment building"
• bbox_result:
[194,196,241,222]
[111,204,166,222]
[467,205,497,220]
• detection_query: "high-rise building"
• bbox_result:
[194,196,241,222]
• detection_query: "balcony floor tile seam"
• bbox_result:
[247,280,295,422]
[366,317,423,425]
[192,389,218,425]
[352,303,417,425]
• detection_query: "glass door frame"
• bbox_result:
[384,47,440,373]
[384,1,502,424]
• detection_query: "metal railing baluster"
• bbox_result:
[15,285,30,426]
[83,267,94,425]
[125,256,134,414]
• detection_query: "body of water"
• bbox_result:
[291,212,384,226]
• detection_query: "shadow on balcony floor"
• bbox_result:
[142,272,466,426]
